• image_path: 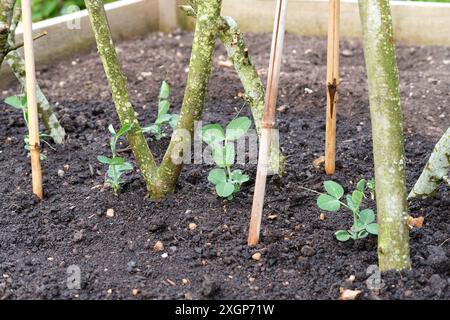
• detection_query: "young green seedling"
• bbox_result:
[4,94,53,160]
[202,116,252,199]
[301,179,378,242]
[142,81,179,140]
[97,124,134,194]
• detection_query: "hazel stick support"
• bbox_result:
[21,0,43,199]
[325,0,340,175]
[248,0,287,247]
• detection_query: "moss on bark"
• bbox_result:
[150,0,222,198]
[85,0,157,188]
[409,127,450,199]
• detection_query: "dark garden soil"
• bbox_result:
[0,31,449,300]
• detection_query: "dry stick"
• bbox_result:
[248,0,287,247]
[21,0,43,199]
[325,0,340,175]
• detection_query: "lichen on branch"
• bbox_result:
[409,127,450,199]
[359,0,411,272]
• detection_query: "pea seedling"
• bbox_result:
[302,179,378,242]
[142,81,179,140]
[4,95,53,160]
[202,116,252,199]
[97,124,134,194]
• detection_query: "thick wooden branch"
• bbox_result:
[409,127,450,199]
[85,0,157,187]
[359,0,411,272]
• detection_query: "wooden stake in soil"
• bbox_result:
[21,0,43,199]
[325,0,340,175]
[248,0,287,247]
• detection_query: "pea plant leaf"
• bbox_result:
[4,95,26,110]
[208,168,227,185]
[116,123,133,138]
[356,179,366,192]
[366,223,378,235]
[216,182,235,198]
[158,100,170,116]
[351,190,364,208]
[335,230,351,242]
[202,124,225,146]
[359,208,375,225]
[231,169,249,183]
[317,194,341,212]
[159,80,170,100]
[225,116,252,141]
[324,181,344,199]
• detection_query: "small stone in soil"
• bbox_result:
[106,208,114,218]
[252,252,262,261]
[153,241,164,252]
[201,277,220,298]
[57,169,65,177]
[189,223,197,231]
[301,245,315,257]
[132,288,139,296]
[339,288,361,300]
[161,253,168,259]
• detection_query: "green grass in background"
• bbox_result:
[30,0,116,22]
[28,0,450,22]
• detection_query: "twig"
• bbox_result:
[325,0,340,175]
[10,30,48,51]
[248,0,287,247]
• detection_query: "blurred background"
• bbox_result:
[29,0,450,22]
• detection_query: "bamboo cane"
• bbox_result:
[325,0,340,175]
[248,0,287,247]
[21,0,43,199]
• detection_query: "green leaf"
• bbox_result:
[226,116,252,141]
[356,179,366,192]
[142,124,159,134]
[202,124,225,145]
[212,142,235,168]
[324,181,344,199]
[224,142,235,167]
[4,95,26,109]
[356,230,369,239]
[159,81,170,100]
[351,221,365,232]
[231,169,249,183]
[359,209,375,225]
[216,182,235,198]
[366,223,378,235]
[97,155,113,165]
[208,169,227,185]
[116,162,133,172]
[346,195,356,211]
[108,124,116,136]
[156,113,172,125]
[117,123,133,138]
[317,194,341,212]
[352,190,364,207]
[335,230,351,242]
[109,157,125,166]
[169,114,179,129]
[158,100,170,116]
